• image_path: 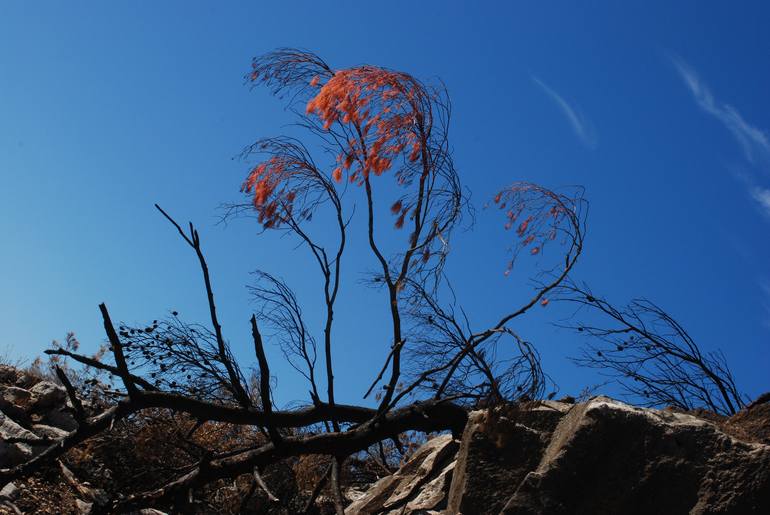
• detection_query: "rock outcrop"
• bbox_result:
[349,397,770,514]
[345,434,458,514]
[447,401,570,514]
[502,397,770,514]
[0,380,72,460]
[0,377,104,514]
[1,363,768,514]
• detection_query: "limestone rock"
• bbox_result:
[0,410,40,467]
[723,399,770,444]
[0,482,18,500]
[29,381,66,409]
[345,487,367,504]
[501,396,770,514]
[42,407,78,431]
[404,459,454,512]
[446,408,555,515]
[14,374,38,389]
[515,400,572,434]
[345,434,458,514]
[353,397,770,514]
[0,366,18,384]
[0,386,32,406]
[75,498,93,515]
[0,386,34,423]
[0,441,34,468]
[31,423,69,440]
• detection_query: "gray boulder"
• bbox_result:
[501,397,770,514]
[345,434,458,514]
[0,386,32,407]
[352,397,770,514]
[0,366,18,384]
[447,403,569,515]
[404,459,454,513]
[29,381,66,409]
[0,410,40,467]
[42,407,78,431]
[14,374,38,389]
[0,386,34,423]
[75,499,93,515]
[32,423,69,440]
[0,482,18,500]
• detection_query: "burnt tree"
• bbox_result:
[0,49,587,513]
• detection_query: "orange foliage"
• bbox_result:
[243,65,435,230]
[394,211,406,229]
[241,155,301,228]
[493,182,575,275]
[244,52,457,253]
[305,67,426,184]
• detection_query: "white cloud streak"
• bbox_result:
[671,55,770,167]
[672,55,770,332]
[532,76,597,149]
[671,55,770,219]
[751,187,770,218]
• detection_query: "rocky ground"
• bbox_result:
[1,362,768,514]
[348,397,770,514]
[0,364,105,514]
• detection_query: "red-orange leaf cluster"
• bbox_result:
[241,155,300,228]
[493,183,574,275]
[243,53,455,245]
[305,67,425,185]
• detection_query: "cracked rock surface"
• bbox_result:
[349,397,770,514]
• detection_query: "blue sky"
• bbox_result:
[1,2,768,406]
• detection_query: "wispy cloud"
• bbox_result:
[750,186,770,218]
[671,56,770,167]
[532,76,597,149]
[672,56,770,332]
[671,55,770,218]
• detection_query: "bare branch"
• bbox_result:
[99,303,137,398]
[156,204,250,408]
[557,281,746,415]
[54,365,86,423]
[251,315,281,443]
